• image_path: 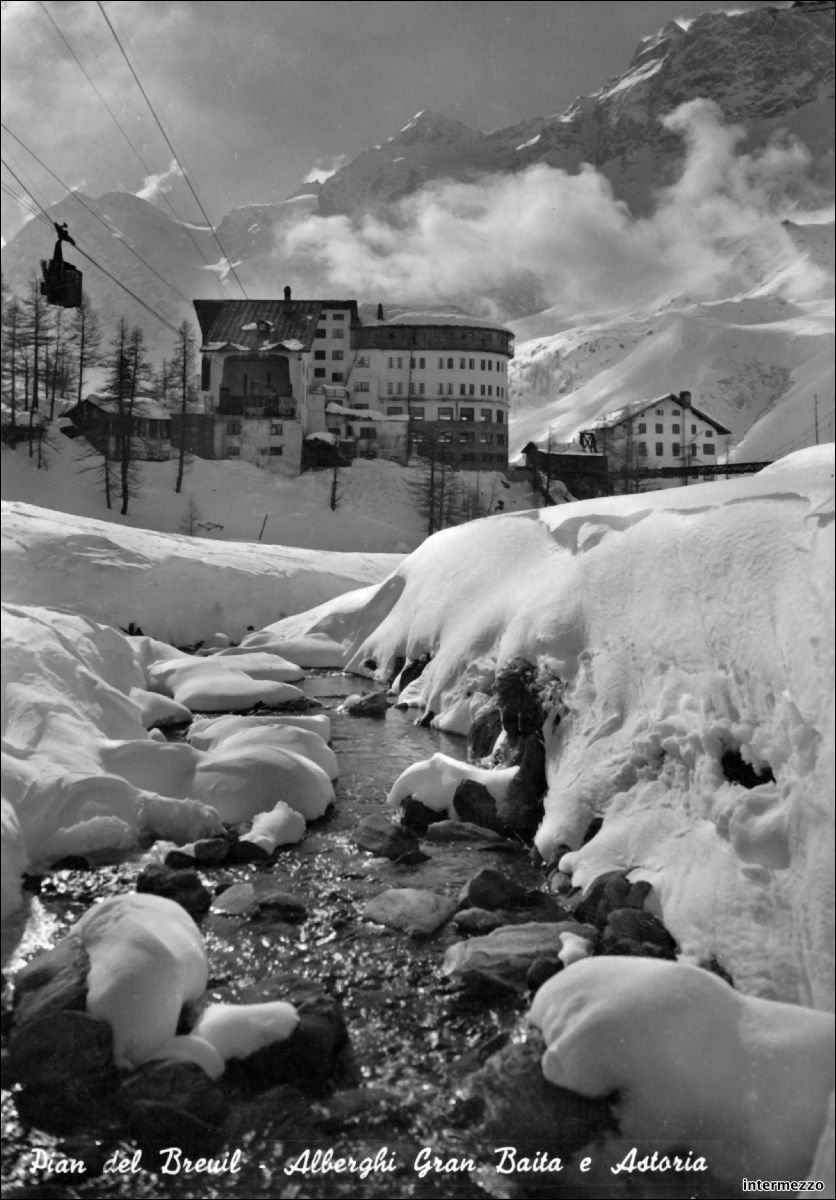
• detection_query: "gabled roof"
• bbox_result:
[193,299,358,353]
[585,394,732,436]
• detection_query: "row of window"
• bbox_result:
[637,443,715,457]
[412,407,505,424]
[226,445,284,457]
[313,369,343,381]
[636,422,713,437]
[412,432,507,446]
[315,328,345,339]
[384,355,506,373]
[226,421,285,436]
[314,350,344,360]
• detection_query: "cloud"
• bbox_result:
[134,159,184,203]
[303,156,349,185]
[276,99,830,316]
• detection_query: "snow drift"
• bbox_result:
[270,447,835,1009]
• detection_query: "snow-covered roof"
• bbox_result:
[585,394,732,436]
[194,299,359,353]
[79,394,172,420]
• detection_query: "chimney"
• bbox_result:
[377,302,384,321]
[679,390,691,407]
[284,285,292,301]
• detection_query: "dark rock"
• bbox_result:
[518,890,575,922]
[225,838,270,864]
[14,1077,120,1137]
[468,705,503,760]
[7,1010,113,1090]
[400,797,446,836]
[581,816,604,844]
[496,735,546,841]
[417,709,435,727]
[452,779,503,833]
[136,864,211,917]
[573,870,653,927]
[12,937,89,1029]
[444,921,598,995]
[49,856,90,872]
[547,869,574,894]
[602,937,671,959]
[721,747,775,789]
[398,655,430,693]
[526,956,563,992]
[603,907,678,956]
[117,1061,228,1153]
[424,820,506,844]
[388,655,406,687]
[458,868,528,911]
[236,976,358,1096]
[453,907,504,934]
[494,658,543,738]
[256,890,307,922]
[342,691,389,717]
[193,838,229,864]
[699,956,735,987]
[364,889,456,935]
[353,813,427,863]
[164,848,197,869]
[462,1025,616,1163]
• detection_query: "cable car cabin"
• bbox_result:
[40,258,82,308]
[40,222,82,308]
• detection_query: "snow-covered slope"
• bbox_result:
[266,447,835,1009]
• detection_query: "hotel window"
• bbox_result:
[691,424,697,434]
[332,312,345,320]
[460,358,467,369]
[488,386,493,396]
[331,372,343,382]
[356,356,370,367]
[419,357,425,369]
[656,408,664,415]
[332,350,344,360]
[469,358,474,369]
[396,383,403,394]
[459,432,475,444]
[672,423,680,434]
[359,427,376,440]
[480,433,493,444]
[387,406,404,415]
[496,411,505,424]
[227,420,241,435]
[397,357,403,368]
[333,328,345,339]
[638,422,647,433]
[314,350,326,360]
[480,359,486,370]
[447,358,454,369]
[655,423,663,433]
[672,443,681,457]
[412,408,425,420]
[460,384,467,396]
[655,443,664,456]
[705,429,714,438]
[488,360,493,371]
[481,409,492,422]
[354,381,370,392]
[703,444,715,454]
[388,357,395,368]
[438,408,453,420]
[460,408,474,421]
[387,383,394,395]
[315,330,326,338]
[480,385,486,396]
[418,383,425,395]
[496,433,506,446]
[469,385,475,396]
[314,368,325,378]
[270,423,283,435]
[672,408,680,415]
[438,384,445,395]
[438,358,444,369]
[638,442,647,456]
[269,446,283,456]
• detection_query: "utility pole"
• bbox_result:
[814,394,819,444]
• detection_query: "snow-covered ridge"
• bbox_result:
[266,448,835,1006]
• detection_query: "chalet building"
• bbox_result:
[64,394,172,461]
[187,295,514,475]
[579,391,733,491]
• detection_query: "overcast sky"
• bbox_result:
[1,0,785,243]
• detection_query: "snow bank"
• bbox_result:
[1,502,400,645]
[192,1001,299,1061]
[529,957,835,1187]
[268,448,834,1008]
[73,893,208,1068]
[0,605,334,913]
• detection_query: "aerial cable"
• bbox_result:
[2,154,181,336]
[1,123,195,308]
[1,153,55,227]
[96,0,250,299]
[37,1,225,275]
[0,179,54,232]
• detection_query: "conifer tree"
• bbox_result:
[70,295,102,406]
[170,320,198,493]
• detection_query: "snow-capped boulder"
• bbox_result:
[529,956,836,1187]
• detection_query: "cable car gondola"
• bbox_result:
[40,222,82,308]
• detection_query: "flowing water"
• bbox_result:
[2,673,549,1200]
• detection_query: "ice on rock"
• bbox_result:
[388,752,518,816]
[73,893,208,1069]
[240,800,307,852]
[529,957,836,1187]
[192,1001,299,1061]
